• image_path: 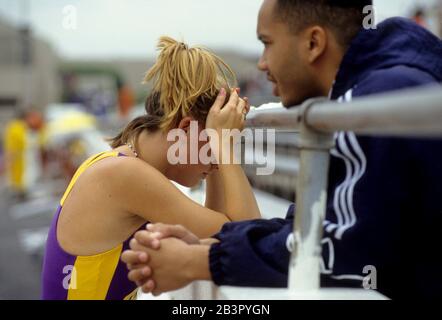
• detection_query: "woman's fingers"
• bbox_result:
[121,249,149,265]
[133,231,161,249]
[244,97,251,113]
[237,98,247,115]
[145,223,200,245]
[207,86,249,131]
[210,88,227,113]
[225,89,239,110]
[147,223,182,238]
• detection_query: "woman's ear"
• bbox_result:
[178,116,194,133]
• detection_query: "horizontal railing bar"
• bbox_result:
[245,86,442,137]
[307,86,442,137]
[245,107,300,129]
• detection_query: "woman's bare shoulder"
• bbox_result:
[80,155,170,203]
[57,156,149,255]
[87,155,164,183]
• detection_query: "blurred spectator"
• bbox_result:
[2,109,45,199]
[117,78,135,119]
[3,110,28,198]
[26,110,49,174]
[412,7,428,28]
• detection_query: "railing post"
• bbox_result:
[288,98,335,292]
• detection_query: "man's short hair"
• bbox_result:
[274,0,373,48]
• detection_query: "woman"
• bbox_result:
[41,36,261,300]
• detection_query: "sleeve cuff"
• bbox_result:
[208,242,225,286]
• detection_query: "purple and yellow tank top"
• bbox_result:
[41,151,143,300]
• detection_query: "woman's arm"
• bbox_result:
[205,159,261,221]
[204,169,227,213]
[107,157,246,239]
[217,160,261,220]
[205,89,261,220]
[204,156,261,221]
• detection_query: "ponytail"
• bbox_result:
[108,36,237,148]
[144,36,236,130]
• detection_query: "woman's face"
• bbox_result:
[167,119,217,188]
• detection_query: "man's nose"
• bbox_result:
[257,55,267,72]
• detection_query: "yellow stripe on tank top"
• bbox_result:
[67,243,123,300]
[60,151,119,206]
[124,288,139,300]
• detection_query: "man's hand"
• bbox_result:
[121,235,211,295]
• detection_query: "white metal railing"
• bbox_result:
[246,85,442,136]
[219,85,442,300]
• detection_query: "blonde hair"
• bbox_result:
[109,36,237,148]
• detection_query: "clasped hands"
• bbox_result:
[121,223,213,296]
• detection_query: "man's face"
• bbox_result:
[257,0,322,107]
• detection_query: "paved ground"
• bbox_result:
[0,181,62,299]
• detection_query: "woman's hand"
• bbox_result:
[141,223,201,247]
[205,88,250,163]
[206,88,250,133]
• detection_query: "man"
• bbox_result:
[122,0,442,299]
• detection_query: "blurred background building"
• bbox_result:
[0,18,58,127]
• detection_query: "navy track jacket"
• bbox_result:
[209,17,442,299]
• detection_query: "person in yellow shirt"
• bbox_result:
[3,110,45,199]
[3,111,28,198]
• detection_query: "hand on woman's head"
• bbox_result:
[206,88,250,133]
